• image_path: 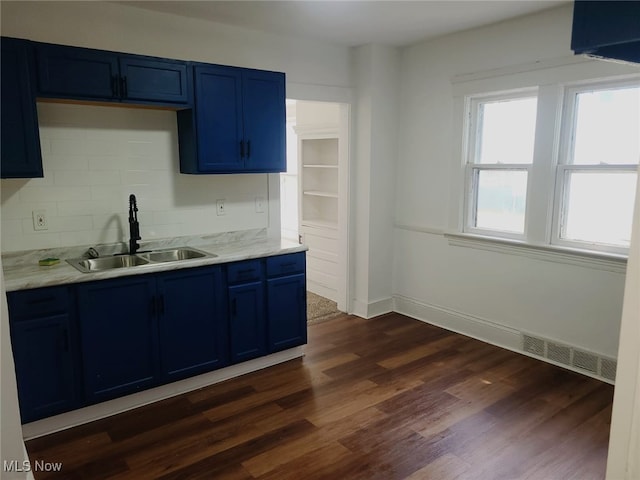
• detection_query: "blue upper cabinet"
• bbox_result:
[242,69,287,173]
[119,56,190,104]
[178,65,286,174]
[35,43,191,106]
[1,37,43,178]
[571,1,640,64]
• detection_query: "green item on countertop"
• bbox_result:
[38,258,60,266]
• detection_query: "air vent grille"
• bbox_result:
[521,333,616,383]
[547,342,571,365]
[600,358,617,381]
[523,335,545,356]
[573,350,598,373]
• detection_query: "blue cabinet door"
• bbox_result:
[186,64,244,173]
[1,37,43,178]
[267,274,307,352]
[242,69,286,173]
[119,56,190,104]
[36,44,119,100]
[36,43,191,104]
[228,281,267,363]
[156,266,228,381]
[10,314,77,423]
[178,65,286,174]
[77,276,159,403]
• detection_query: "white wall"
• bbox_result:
[0,1,353,253]
[0,260,30,480]
[607,171,640,479]
[352,45,399,317]
[393,4,634,359]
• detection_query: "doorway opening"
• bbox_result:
[281,100,350,313]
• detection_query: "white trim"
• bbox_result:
[445,231,627,273]
[395,223,445,236]
[351,297,393,319]
[393,294,615,384]
[451,55,640,97]
[393,294,522,351]
[21,347,304,440]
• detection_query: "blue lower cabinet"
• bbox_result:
[77,276,158,403]
[8,253,306,422]
[267,274,307,352]
[157,267,228,381]
[7,286,79,423]
[227,259,267,363]
[229,280,267,363]
[10,315,78,423]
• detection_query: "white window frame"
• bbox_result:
[463,90,537,241]
[552,79,640,255]
[457,78,639,258]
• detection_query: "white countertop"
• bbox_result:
[2,229,307,292]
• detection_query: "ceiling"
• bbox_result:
[119,1,570,48]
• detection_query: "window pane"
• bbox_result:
[475,170,528,234]
[562,171,638,247]
[572,86,640,165]
[477,97,537,164]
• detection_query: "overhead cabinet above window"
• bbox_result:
[571,0,640,64]
[177,65,286,174]
[35,43,191,106]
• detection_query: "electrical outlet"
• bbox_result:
[255,196,265,213]
[216,199,225,216]
[32,210,48,231]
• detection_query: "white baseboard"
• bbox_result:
[393,295,522,350]
[351,297,394,319]
[22,347,305,440]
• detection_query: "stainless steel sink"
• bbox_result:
[138,247,215,263]
[66,247,215,273]
[67,255,150,273]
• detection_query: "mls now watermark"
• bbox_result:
[3,459,63,473]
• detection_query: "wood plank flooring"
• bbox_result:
[26,313,614,479]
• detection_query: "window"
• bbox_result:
[463,80,639,255]
[466,93,537,238]
[555,84,639,252]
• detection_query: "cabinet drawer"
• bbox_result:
[8,286,70,320]
[266,253,305,278]
[227,259,263,284]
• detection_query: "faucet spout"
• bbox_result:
[128,194,141,255]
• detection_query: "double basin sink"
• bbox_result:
[67,247,216,273]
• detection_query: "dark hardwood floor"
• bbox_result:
[26,313,614,479]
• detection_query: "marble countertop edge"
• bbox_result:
[2,230,307,292]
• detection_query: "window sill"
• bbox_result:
[445,232,627,273]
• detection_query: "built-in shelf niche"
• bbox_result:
[300,136,339,229]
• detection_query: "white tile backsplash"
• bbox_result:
[0,103,270,253]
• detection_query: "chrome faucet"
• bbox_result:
[128,194,141,255]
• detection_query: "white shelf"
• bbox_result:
[301,219,339,230]
[303,164,338,169]
[303,190,338,198]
